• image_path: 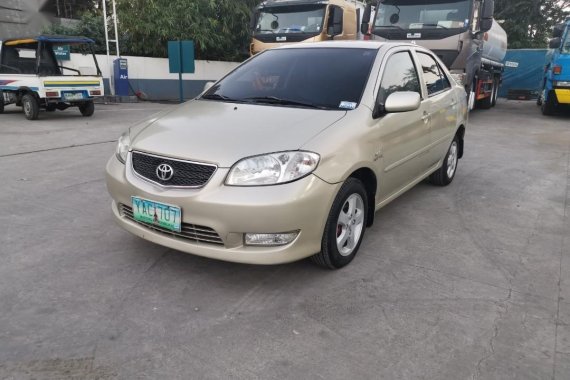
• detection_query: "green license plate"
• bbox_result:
[131,196,182,232]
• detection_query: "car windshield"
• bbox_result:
[374,0,471,30]
[202,48,377,110]
[254,4,326,34]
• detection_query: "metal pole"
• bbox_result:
[102,0,114,95]
[179,41,184,103]
[112,0,120,57]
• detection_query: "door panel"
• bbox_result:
[416,52,457,166]
[372,50,431,201]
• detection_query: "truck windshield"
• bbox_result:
[374,0,471,30]
[202,48,377,110]
[562,31,570,54]
[254,4,326,35]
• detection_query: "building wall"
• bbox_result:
[66,53,241,101]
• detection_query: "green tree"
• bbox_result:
[45,0,261,61]
[115,0,259,60]
[43,10,110,54]
[495,0,569,49]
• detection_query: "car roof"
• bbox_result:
[273,41,417,50]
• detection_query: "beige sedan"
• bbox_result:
[106,41,468,269]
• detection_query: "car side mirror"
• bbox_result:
[203,81,215,92]
[549,37,562,49]
[361,4,372,35]
[384,92,421,113]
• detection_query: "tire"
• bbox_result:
[541,90,557,116]
[491,77,499,107]
[0,90,4,114]
[22,93,39,120]
[429,135,460,186]
[311,178,368,269]
[79,101,95,117]
[46,103,57,112]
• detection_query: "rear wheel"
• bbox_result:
[429,136,459,186]
[22,93,39,120]
[79,101,95,117]
[311,178,368,269]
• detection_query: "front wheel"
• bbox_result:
[429,136,459,186]
[79,101,95,117]
[311,178,368,269]
[22,93,39,120]
[541,90,557,116]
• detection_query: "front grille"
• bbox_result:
[131,151,216,188]
[120,204,224,246]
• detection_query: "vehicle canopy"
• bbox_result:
[0,35,101,76]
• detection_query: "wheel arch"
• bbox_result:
[348,167,377,227]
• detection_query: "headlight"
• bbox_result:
[226,151,320,186]
[115,132,131,164]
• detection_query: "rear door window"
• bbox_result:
[417,52,451,96]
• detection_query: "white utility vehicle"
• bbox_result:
[0,35,104,120]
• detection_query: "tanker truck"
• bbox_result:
[249,0,370,55]
[363,0,507,110]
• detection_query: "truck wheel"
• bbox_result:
[311,178,368,269]
[541,90,557,116]
[491,78,499,107]
[477,80,494,109]
[0,90,4,114]
[79,101,95,117]
[429,135,459,186]
[22,94,39,120]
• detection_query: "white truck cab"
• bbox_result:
[0,35,104,120]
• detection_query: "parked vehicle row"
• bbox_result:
[105,41,468,269]
[250,0,507,111]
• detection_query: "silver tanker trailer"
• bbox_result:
[363,0,507,110]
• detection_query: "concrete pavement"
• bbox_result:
[0,100,569,379]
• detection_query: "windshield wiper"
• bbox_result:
[244,96,329,109]
[420,23,449,30]
[201,93,238,102]
[376,25,405,31]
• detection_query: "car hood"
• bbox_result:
[130,100,347,167]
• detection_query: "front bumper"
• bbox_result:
[554,88,570,104]
[105,154,341,264]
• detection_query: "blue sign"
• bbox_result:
[168,40,195,74]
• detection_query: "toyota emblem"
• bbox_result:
[156,163,174,181]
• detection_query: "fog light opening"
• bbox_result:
[245,231,299,246]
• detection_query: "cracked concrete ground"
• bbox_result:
[0,100,569,379]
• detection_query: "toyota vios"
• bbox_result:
[106,41,468,269]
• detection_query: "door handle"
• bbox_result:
[421,111,430,124]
